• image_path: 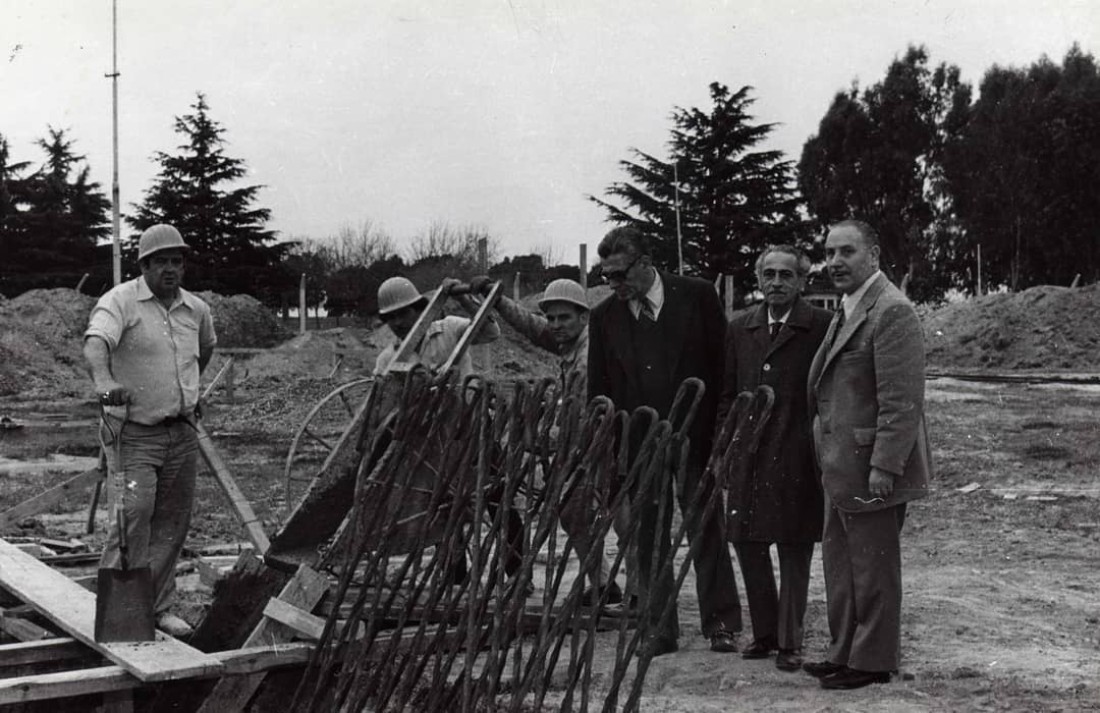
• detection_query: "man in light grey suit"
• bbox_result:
[803,219,933,690]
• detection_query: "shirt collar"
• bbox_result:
[134,276,191,311]
[841,270,881,319]
[562,326,588,365]
[767,307,793,326]
[629,268,664,319]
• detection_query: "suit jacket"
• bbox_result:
[718,297,831,542]
[588,271,726,465]
[808,273,933,513]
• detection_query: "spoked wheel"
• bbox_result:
[281,377,374,522]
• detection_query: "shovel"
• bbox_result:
[94,409,156,643]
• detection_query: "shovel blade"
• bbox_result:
[95,566,156,643]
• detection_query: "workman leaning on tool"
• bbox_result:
[373,276,500,377]
[467,276,625,607]
[83,224,216,638]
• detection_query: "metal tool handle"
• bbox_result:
[100,404,131,570]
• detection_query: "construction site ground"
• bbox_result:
[1,285,1099,710]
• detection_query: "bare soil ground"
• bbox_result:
[2,376,1098,711]
[1,284,1099,710]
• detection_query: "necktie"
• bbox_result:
[769,322,781,341]
[830,307,845,347]
[640,298,656,322]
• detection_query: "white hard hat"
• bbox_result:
[377,277,425,316]
[538,279,589,312]
[138,224,190,261]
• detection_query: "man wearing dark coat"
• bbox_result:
[588,226,742,657]
[717,245,831,672]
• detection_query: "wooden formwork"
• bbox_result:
[0,540,325,712]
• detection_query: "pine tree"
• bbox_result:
[589,83,804,289]
[128,93,284,299]
[0,129,110,295]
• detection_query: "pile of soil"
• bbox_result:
[924,284,1100,370]
[0,287,287,401]
[195,291,286,349]
[0,288,96,399]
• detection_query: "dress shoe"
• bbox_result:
[775,649,803,671]
[740,639,777,659]
[802,660,845,678]
[580,580,623,606]
[709,627,739,653]
[820,667,891,690]
[156,613,193,638]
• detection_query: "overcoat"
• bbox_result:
[808,273,933,512]
[717,297,831,542]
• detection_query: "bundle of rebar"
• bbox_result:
[289,367,774,713]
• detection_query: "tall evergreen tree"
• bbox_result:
[799,46,970,301]
[943,46,1100,290]
[0,129,110,295]
[590,82,803,289]
[129,93,285,300]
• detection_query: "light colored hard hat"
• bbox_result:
[538,279,589,312]
[138,224,190,261]
[377,276,424,316]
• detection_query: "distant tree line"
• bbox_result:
[595,44,1100,303]
[4,45,1100,306]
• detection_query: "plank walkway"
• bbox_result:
[0,538,222,682]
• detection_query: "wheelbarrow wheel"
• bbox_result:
[281,377,374,523]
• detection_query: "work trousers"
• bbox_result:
[822,498,907,672]
[734,541,814,651]
[100,417,198,615]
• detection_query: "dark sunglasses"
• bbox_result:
[600,254,640,283]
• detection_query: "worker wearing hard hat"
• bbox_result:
[83,224,216,638]
[373,276,500,379]
[469,275,625,608]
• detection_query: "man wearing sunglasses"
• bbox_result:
[587,226,741,657]
[83,224,216,637]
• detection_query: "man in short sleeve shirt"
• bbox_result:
[84,224,216,637]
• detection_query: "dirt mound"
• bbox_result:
[0,287,286,400]
[0,288,96,398]
[925,284,1100,370]
[195,292,285,348]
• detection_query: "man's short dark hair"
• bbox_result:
[830,219,879,248]
[597,226,649,260]
[755,244,811,277]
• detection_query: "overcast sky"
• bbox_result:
[3,0,1098,263]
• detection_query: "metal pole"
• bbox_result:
[976,243,982,296]
[579,244,587,288]
[299,273,307,334]
[673,162,683,276]
[109,0,121,285]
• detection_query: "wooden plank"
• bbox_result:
[0,538,222,682]
[0,466,104,530]
[193,423,270,554]
[243,565,329,648]
[0,638,87,668]
[260,599,326,642]
[0,643,313,706]
[0,613,54,642]
[196,565,328,713]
